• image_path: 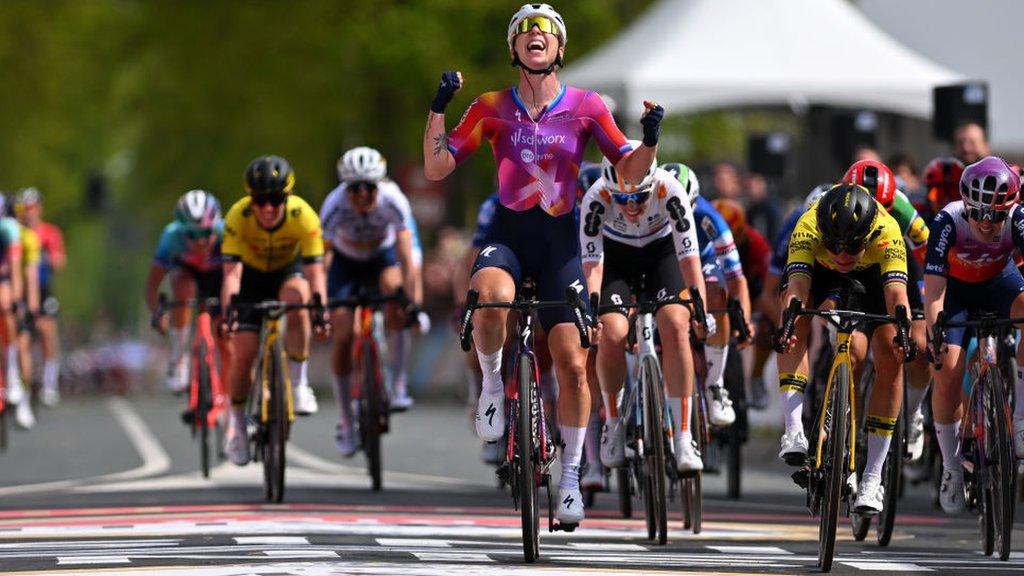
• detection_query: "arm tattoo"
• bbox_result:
[432,133,449,156]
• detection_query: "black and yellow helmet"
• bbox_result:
[244,155,295,195]
[815,183,877,254]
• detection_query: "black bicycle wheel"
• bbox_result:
[362,340,383,492]
[617,466,632,518]
[876,400,905,547]
[723,345,744,500]
[263,346,287,503]
[517,354,539,563]
[987,371,1014,561]
[0,398,7,451]
[726,423,742,500]
[819,362,849,572]
[688,391,705,535]
[851,363,873,542]
[642,357,668,545]
[197,341,212,479]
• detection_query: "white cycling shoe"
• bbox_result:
[475,390,505,442]
[6,376,25,405]
[165,360,189,394]
[581,463,604,491]
[335,422,359,458]
[674,437,704,473]
[293,382,318,416]
[224,411,250,466]
[390,386,415,411]
[854,474,884,515]
[600,421,625,468]
[707,386,736,426]
[556,482,585,524]
[779,429,809,466]
[907,409,925,461]
[41,387,60,407]
[15,401,35,430]
[939,468,966,514]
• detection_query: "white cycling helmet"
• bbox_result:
[803,183,832,211]
[600,140,656,194]
[507,3,567,50]
[660,162,700,206]
[337,146,387,184]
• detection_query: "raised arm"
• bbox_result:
[423,71,463,181]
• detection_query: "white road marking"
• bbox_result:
[707,545,793,555]
[411,552,495,562]
[235,536,309,545]
[263,549,339,558]
[57,555,130,565]
[841,560,932,571]
[377,538,452,547]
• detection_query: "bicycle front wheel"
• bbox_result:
[197,341,212,479]
[642,357,668,545]
[987,371,1015,561]
[362,340,383,492]
[876,395,905,547]
[517,354,539,563]
[818,362,849,572]
[263,346,287,503]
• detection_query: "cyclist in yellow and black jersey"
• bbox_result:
[219,155,329,466]
[774,183,913,516]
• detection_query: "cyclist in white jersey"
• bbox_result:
[320,147,422,457]
[580,149,709,472]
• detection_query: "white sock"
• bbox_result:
[704,344,728,389]
[388,331,407,392]
[935,421,962,471]
[1016,367,1024,420]
[864,433,892,479]
[288,358,308,389]
[168,327,187,365]
[781,389,804,433]
[43,358,59,392]
[6,345,21,391]
[584,413,602,468]
[559,425,587,489]
[601,391,618,420]
[667,396,686,445]
[906,384,928,415]
[477,349,503,395]
[332,372,353,427]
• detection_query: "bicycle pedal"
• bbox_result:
[791,467,810,489]
[783,452,808,467]
[550,521,578,533]
[496,462,513,485]
[180,410,195,425]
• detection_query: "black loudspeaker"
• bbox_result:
[933,82,988,141]
[747,133,789,178]
[831,111,878,165]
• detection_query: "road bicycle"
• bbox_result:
[228,297,324,503]
[460,282,591,563]
[930,311,1022,561]
[775,280,913,572]
[157,294,226,478]
[329,289,417,492]
[602,278,706,544]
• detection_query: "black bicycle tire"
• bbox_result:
[692,469,703,535]
[851,363,873,542]
[643,357,668,545]
[0,399,7,451]
[518,354,539,563]
[616,466,632,518]
[197,341,212,479]
[639,372,655,541]
[727,423,742,500]
[690,390,705,535]
[989,371,1014,561]
[819,362,849,572]
[876,391,905,547]
[264,346,287,503]
[363,340,383,492]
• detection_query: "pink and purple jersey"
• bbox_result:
[925,201,1024,282]
[447,86,632,217]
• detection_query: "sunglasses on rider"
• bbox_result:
[966,206,1009,223]
[516,15,559,36]
[251,192,287,207]
[185,226,214,240]
[611,190,651,206]
[822,237,866,256]
[346,181,378,194]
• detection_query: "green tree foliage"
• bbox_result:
[0,1,654,332]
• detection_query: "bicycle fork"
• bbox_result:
[814,331,857,475]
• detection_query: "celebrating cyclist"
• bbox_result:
[663,163,749,426]
[923,156,1024,513]
[422,3,662,524]
[145,190,231,396]
[841,160,931,460]
[775,183,913,515]
[14,188,65,407]
[580,150,706,473]
[320,146,422,457]
[219,155,329,466]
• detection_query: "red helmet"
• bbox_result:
[841,160,897,210]
[923,157,965,212]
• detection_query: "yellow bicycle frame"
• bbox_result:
[258,316,295,426]
[812,329,858,473]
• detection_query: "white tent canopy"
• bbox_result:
[562,0,962,119]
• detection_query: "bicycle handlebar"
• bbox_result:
[773,299,916,361]
[459,287,593,352]
[328,288,422,330]
[928,311,1024,368]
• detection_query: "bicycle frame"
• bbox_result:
[352,306,391,404]
[505,310,552,469]
[257,315,294,427]
[188,303,225,428]
[813,329,858,474]
[621,310,673,462]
